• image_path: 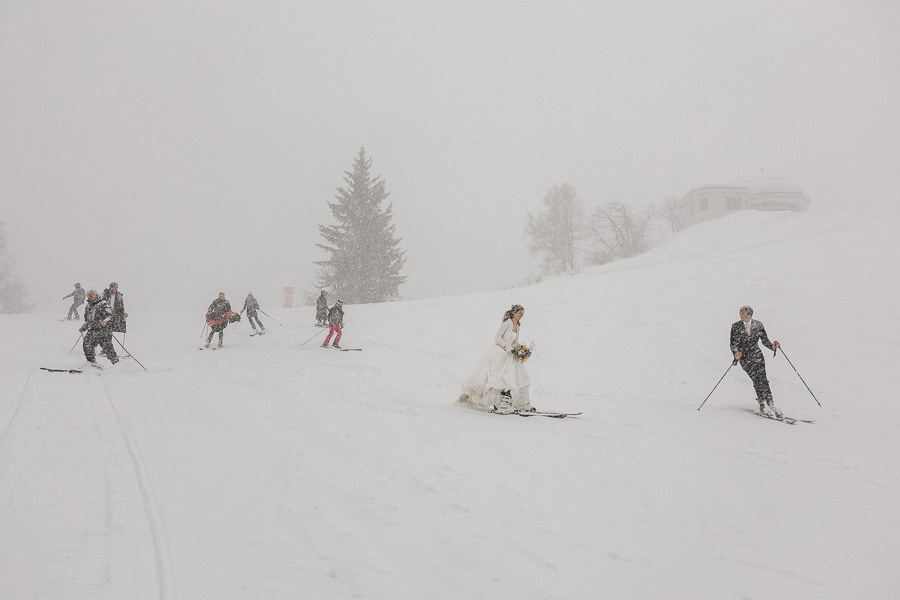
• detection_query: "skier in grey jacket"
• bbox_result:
[63,283,86,320]
[242,292,265,335]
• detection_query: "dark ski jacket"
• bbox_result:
[730,319,774,359]
[80,298,113,333]
[328,304,344,327]
[316,294,328,318]
[206,298,237,331]
[64,285,86,305]
[207,298,231,317]
[102,289,127,332]
[242,294,260,313]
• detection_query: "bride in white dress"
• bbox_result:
[458,304,533,413]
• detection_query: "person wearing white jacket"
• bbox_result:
[458,304,533,413]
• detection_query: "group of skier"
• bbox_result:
[316,290,344,348]
[201,289,344,350]
[64,285,345,353]
[203,291,270,349]
[63,281,787,420]
[63,282,128,367]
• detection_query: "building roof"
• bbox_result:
[742,177,805,195]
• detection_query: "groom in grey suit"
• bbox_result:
[730,306,782,417]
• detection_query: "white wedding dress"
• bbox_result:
[458,319,532,411]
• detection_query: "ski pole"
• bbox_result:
[259,309,283,327]
[111,335,148,371]
[300,327,327,347]
[201,322,208,339]
[70,332,83,353]
[697,359,738,411]
[779,347,821,407]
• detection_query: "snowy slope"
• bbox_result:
[1,208,898,599]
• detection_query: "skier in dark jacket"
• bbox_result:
[322,300,344,349]
[102,282,128,333]
[205,292,238,349]
[315,290,328,326]
[79,289,119,365]
[242,292,265,335]
[730,306,782,417]
[63,283,86,320]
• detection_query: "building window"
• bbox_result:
[698,198,708,210]
[726,196,743,210]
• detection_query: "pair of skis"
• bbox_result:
[40,363,108,374]
[746,408,815,425]
[491,408,582,419]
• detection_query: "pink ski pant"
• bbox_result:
[324,324,342,345]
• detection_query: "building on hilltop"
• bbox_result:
[681,177,811,227]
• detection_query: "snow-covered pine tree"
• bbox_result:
[315,148,407,304]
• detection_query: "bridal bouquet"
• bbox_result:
[510,344,533,362]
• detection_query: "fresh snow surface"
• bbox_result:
[1,209,898,599]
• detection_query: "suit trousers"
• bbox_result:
[740,352,772,401]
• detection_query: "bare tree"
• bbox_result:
[587,202,653,264]
[657,195,688,233]
[524,183,586,275]
[0,223,30,314]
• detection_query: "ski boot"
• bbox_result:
[492,391,515,414]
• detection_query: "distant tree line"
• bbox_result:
[309,149,696,301]
[524,184,687,278]
[0,222,30,314]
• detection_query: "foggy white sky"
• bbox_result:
[2,1,898,313]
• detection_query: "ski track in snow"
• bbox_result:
[0,358,43,452]
[0,358,175,599]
